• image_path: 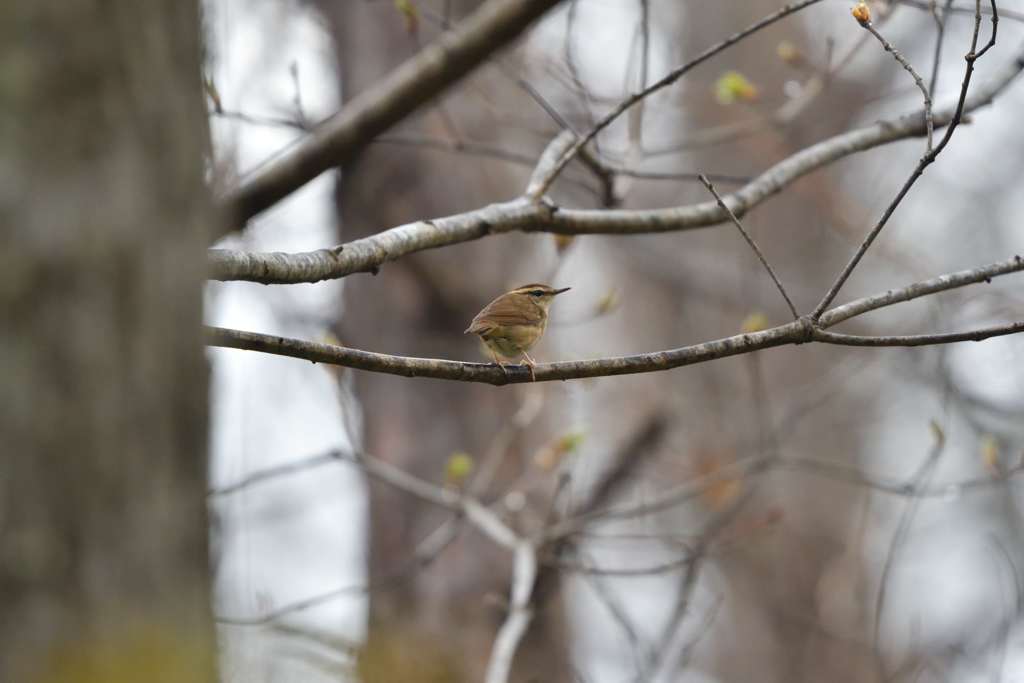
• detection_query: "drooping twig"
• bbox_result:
[855,13,935,151]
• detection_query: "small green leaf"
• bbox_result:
[445,452,474,485]
[715,71,759,105]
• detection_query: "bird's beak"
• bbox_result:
[553,287,571,295]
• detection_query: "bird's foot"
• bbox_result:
[521,355,537,382]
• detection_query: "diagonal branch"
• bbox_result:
[209,41,1024,285]
[218,0,564,233]
[698,174,799,319]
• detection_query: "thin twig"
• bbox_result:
[646,22,882,158]
[219,0,563,230]
[529,0,827,197]
[857,17,935,151]
[208,450,338,496]
[642,493,751,681]
[897,0,1017,23]
[812,321,1024,346]
[817,254,1024,326]
[810,0,999,319]
[872,420,948,679]
[699,174,800,319]
[216,517,461,625]
[209,40,1024,285]
[928,0,956,97]
[547,450,1024,543]
[577,566,649,679]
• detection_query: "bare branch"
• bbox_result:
[209,43,1024,285]
[207,450,337,496]
[818,255,1024,326]
[206,317,810,385]
[526,129,579,199]
[283,448,518,548]
[217,517,461,625]
[205,255,1024,384]
[529,0,827,196]
[810,0,1000,318]
[873,422,947,679]
[698,174,799,319]
[857,16,934,150]
[928,1,956,97]
[644,493,751,681]
[812,321,1024,346]
[897,0,1016,24]
[550,447,1024,544]
[218,0,563,232]
[576,568,648,678]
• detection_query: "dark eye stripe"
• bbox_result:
[530,290,544,296]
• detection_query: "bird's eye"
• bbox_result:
[530,290,544,297]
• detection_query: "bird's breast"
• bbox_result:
[482,323,544,356]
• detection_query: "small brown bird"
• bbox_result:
[465,283,570,380]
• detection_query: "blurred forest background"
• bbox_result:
[4,1,1024,682]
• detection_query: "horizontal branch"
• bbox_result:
[209,41,1024,284]
[210,199,545,283]
[218,0,562,232]
[205,255,1024,384]
[206,319,809,385]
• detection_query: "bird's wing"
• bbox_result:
[465,295,541,334]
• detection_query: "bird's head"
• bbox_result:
[508,283,571,310]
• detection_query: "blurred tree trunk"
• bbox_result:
[319,2,571,680]
[0,4,215,682]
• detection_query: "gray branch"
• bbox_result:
[209,41,1024,284]
[218,0,563,232]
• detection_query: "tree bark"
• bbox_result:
[0,4,215,682]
